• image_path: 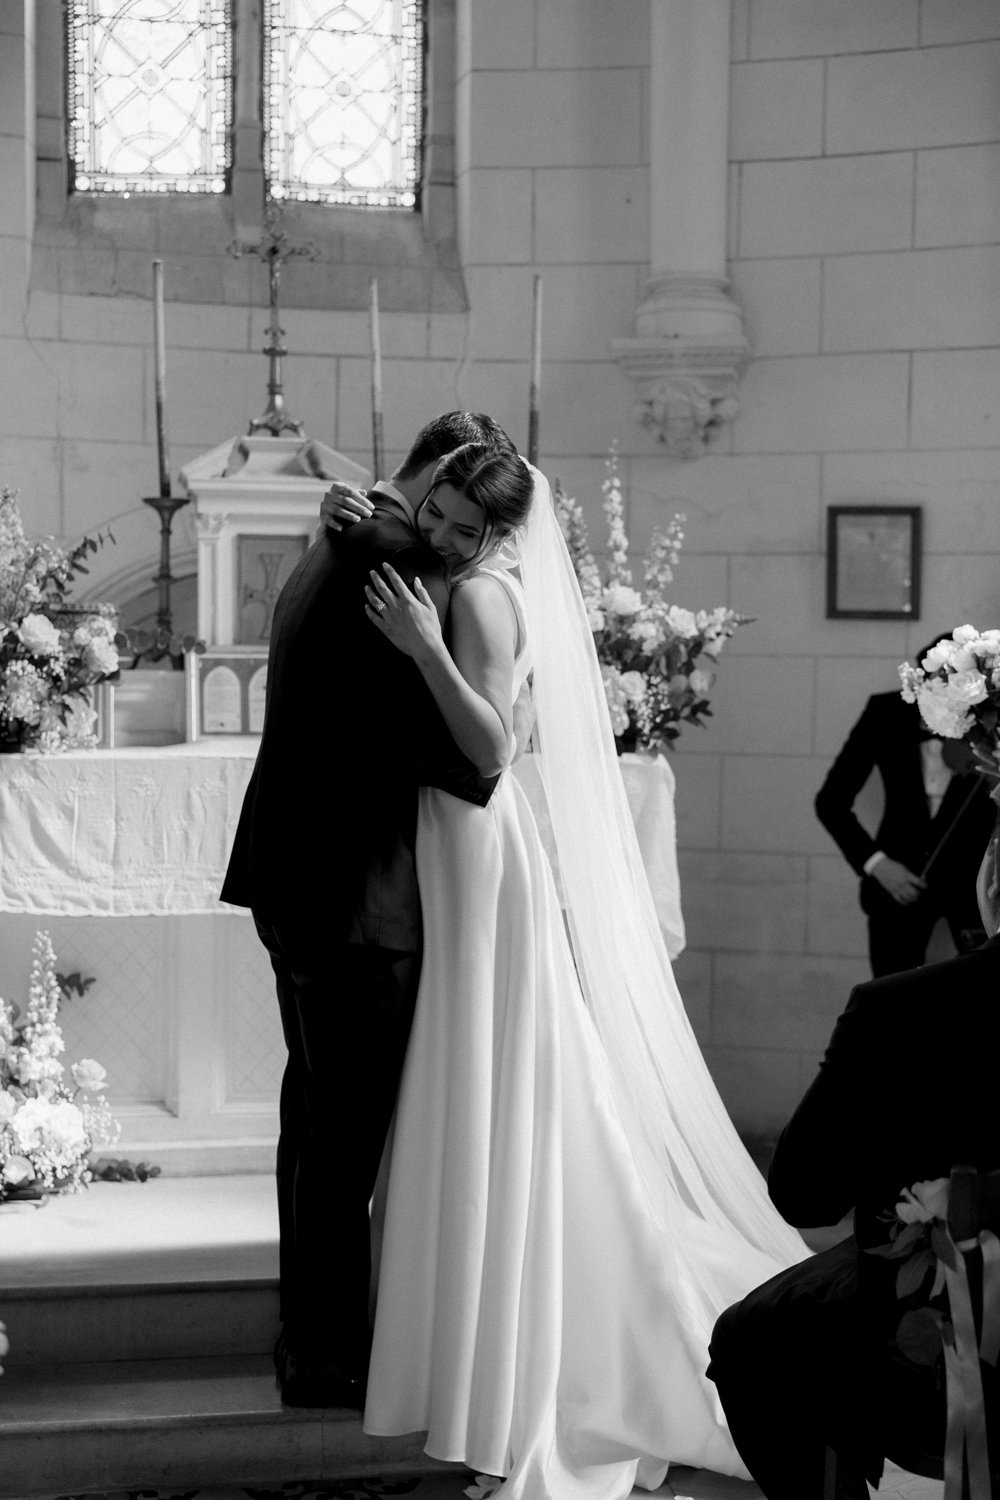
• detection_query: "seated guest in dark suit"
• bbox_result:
[707,814,1000,1500]
[815,633,995,978]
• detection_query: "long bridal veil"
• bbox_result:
[518,466,808,1288]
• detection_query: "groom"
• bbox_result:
[222,411,513,1408]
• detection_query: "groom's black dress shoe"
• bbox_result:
[274,1333,367,1410]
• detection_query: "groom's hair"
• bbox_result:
[396,412,515,480]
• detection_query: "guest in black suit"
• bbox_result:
[221,412,513,1408]
[815,637,995,977]
[707,815,1000,1500]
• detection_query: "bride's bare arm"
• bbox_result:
[366,566,515,778]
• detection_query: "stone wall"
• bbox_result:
[1,0,999,1137]
[666,0,1000,1136]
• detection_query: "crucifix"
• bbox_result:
[228,205,319,438]
[242,550,286,640]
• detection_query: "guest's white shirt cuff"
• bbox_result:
[863,850,887,875]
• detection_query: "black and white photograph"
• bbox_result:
[1,7,998,1500]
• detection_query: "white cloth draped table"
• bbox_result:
[0,741,258,917]
[0,745,685,952]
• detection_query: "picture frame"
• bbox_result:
[825,505,922,621]
[186,646,269,740]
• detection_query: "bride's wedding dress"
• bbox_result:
[363,484,807,1500]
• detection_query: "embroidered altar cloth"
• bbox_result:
[0,745,685,951]
[0,741,258,916]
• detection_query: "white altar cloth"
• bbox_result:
[0,745,684,953]
[0,741,258,917]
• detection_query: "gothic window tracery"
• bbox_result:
[67,0,233,195]
[66,0,425,210]
[264,0,424,209]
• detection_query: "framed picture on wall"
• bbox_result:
[186,646,269,740]
[825,505,922,620]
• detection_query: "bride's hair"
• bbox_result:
[426,443,534,538]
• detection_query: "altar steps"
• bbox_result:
[0,1356,443,1499]
[0,1176,455,1499]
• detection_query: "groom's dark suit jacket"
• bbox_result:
[221,495,497,946]
[815,690,994,918]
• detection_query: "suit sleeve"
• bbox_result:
[767,988,868,1226]
[365,545,500,808]
[814,696,882,874]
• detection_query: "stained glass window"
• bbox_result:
[67,0,233,195]
[263,0,424,209]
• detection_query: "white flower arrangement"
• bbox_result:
[0,932,119,1201]
[899,626,1000,781]
[0,487,120,753]
[554,444,750,751]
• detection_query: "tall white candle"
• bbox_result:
[152,259,171,497]
[369,276,384,480]
[528,274,542,466]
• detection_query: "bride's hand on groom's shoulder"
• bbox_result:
[320,483,375,532]
[365,563,445,663]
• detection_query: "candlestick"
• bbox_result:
[370,276,384,481]
[528,273,542,467]
[152,259,171,498]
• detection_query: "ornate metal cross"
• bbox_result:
[228,205,319,438]
[242,550,286,640]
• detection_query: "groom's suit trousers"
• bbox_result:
[255,913,419,1376]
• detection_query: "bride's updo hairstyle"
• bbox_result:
[422,443,534,563]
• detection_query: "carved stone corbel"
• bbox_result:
[615,1,748,459]
[613,275,749,457]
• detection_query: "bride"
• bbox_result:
[327,443,807,1500]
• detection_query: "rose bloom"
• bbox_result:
[603,585,644,618]
[82,637,119,675]
[9,1095,51,1151]
[620,671,646,703]
[915,681,974,740]
[666,606,698,639]
[689,668,714,697]
[2,1154,33,1186]
[922,640,956,673]
[947,668,989,706]
[72,1058,107,1093]
[896,1177,950,1225]
[17,612,61,656]
[46,1099,87,1152]
[0,1090,16,1124]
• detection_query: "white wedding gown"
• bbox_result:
[363,564,806,1500]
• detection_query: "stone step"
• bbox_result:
[0,1354,450,1499]
[0,1175,279,1366]
[2,1275,278,1366]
